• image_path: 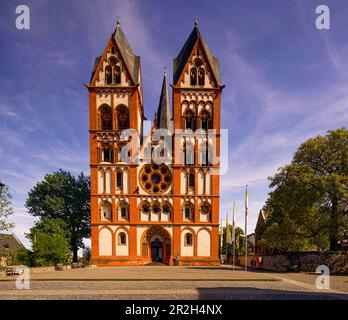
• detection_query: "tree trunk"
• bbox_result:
[329,197,340,252]
[72,245,78,262]
[330,237,339,252]
[71,236,78,262]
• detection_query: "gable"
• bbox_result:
[0,234,23,255]
[176,40,219,88]
[89,25,140,87]
[173,26,221,87]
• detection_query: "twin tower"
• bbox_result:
[87,21,224,266]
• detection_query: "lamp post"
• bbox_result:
[0,181,5,196]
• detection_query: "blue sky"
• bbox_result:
[1,0,348,248]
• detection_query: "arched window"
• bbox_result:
[102,146,112,163]
[185,233,193,246]
[142,205,150,214]
[105,65,112,85]
[207,142,212,165]
[116,105,129,130]
[100,105,112,130]
[184,110,195,130]
[200,110,211,131]
[102,171,106,193]
[198,67,205,86]
[121,207,127,219]
[152,203,161,214]
[185,140,195,165]
[101,202,112,221]
[189,172,195,191]
[190,67,197,85]
[116,171,123,190]
[118,202,129,220]
[114,65,121,84]
[162,202,172,220]
[199,142,207,165]
[119,232,126,245]
[183,204,193,220]
[200,202,211,215]
[141,202,151,221]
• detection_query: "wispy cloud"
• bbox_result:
[1,0,348,241]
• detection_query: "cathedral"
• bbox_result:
[87,20,223,266]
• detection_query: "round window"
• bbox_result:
[139,163,172,194]
[152,204,160,213]
[151,173,161,184]
[201,204,210,214]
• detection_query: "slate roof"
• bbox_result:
[156,71,172,131]
[113,23,140,85]
[0,233,23,255]
[90,56,101,81]
[90,22,140,85]
[173,22,221,86]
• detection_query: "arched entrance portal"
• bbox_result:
[150,238,163,262]
[142,226,171,264]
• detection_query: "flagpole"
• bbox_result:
[225,213,228,267]
[232,201,236,271]
[245,185,248,272]
[220,219,223,264]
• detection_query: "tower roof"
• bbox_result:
[90,21,140,84]
[113,22,140,85]
[173,22,221,86]
[156,70,172,131]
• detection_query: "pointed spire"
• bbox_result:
[111,20,140,85]
[173,21,221,86]
[156,67,172,131]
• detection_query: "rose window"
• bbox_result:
[139,163,172,194]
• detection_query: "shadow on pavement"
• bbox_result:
[196,287,348,300]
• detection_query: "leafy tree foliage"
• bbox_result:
[13,246,33,267]
[26,218,71,266]
[220,226,246,256]
[0,184,14,231]
[258,128,348,252]
[25,170,90,261]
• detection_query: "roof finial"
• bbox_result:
[116,16,121,27]
[194,17,199,27]
[164,65,167,76]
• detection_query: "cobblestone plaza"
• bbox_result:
[1,266,347,300]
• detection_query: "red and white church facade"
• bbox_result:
[87,20,224,266]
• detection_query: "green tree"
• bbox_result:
[259,128,348,252]
[13,247,33,267]
[27,218,71,266]
[0,183,14,231]
[25,170,90,262]
[220,226,245,257]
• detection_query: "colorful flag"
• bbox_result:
[220,219,223,248]
[232,201,236,243]
[226,212,231,245]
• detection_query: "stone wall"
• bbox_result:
[238,252,348,273]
